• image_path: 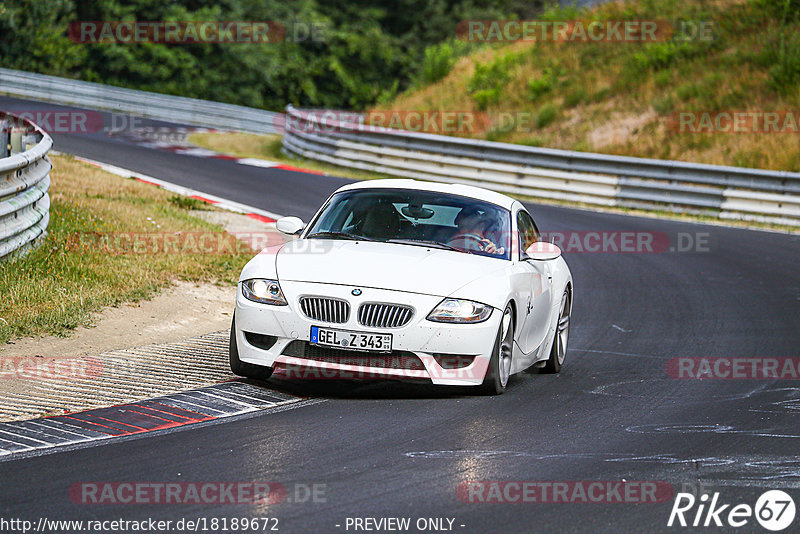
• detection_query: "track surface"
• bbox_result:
[2,96,800,533]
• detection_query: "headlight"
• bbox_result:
[427,298,493,323]
[241,278,287,306]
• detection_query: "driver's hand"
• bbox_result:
[480,239,500,254]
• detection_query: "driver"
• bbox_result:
[448,207,505,255]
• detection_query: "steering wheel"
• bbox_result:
[449,233,486,251]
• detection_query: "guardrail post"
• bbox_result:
[9,128,23,155]
[0,120,8,158]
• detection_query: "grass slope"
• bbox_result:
[0,155,250,344]
[372,0,800,171]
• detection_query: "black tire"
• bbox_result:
[542,290,570,374]
[229,316,274,380]
[479,304,514,395]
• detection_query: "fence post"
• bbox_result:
[9,128,23,155]
[0,119,8,158]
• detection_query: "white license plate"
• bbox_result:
[310,326,392,352]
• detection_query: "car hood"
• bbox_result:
[274,239,507,297]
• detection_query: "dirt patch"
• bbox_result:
[0,280,236,360]
[588,109,657,150]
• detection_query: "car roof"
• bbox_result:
[335,179,517,210]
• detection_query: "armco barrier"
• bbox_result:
[282,106,800,226]
[0,111,52,260]
[0,68,279,134]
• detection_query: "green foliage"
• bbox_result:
[0,0,86,75]
[419,43,458,85]
[527,66,563,101]
[535,104,559,128]
[414,40,473,86]
[763,31,800,94]
[754,0,800,20]
[467,52,521,110]
[630,41,701,71]
[168,195,206,210]
[654,71,672,87]
[564,87,588,108]
[676,83,701,102]
[653,94,675,114]
[0,0,545,111]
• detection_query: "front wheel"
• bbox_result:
[479,304,514,395]
[229,315,274,380]
[542,290,570,374]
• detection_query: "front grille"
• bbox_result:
[281,341,425,371]
[357,303,414,328]
[299,297,350,324]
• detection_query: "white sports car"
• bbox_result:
[230,179,572,394]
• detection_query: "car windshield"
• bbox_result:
[305,188,511,260]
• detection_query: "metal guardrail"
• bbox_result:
[282,106,800,226]
[0,111,52,260]
[0,68,279,134]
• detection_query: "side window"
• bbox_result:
[517,210,540,256]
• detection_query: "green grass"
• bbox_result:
[187,132,399,183]
[0,154,251,345]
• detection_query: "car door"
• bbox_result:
[516,209,554,355]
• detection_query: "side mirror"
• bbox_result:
[524,241,562,261]
[276,216,305,236]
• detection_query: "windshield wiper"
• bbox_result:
[306,231,377,241]
[386,238,462,252]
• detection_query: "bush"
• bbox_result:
[676,83,701,102]
[414,41,468,86]
[467,53,520,110]
[536,104,559,128]
[169,196,206,210]
[754,0,800,20]
[653,95,675,114]
[766,32,800,94]
[630,41,700,71]
[564,87,588,108]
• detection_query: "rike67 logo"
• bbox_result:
[668,490,796,531]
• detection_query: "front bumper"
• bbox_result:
[234,280,499,386]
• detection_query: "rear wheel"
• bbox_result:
[479,304,514,395]
[229,315,274,380]
[543,290,570,373]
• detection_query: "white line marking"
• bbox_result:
[72,155,284,222]
[238,158,281,168]
[193,390,262,409]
